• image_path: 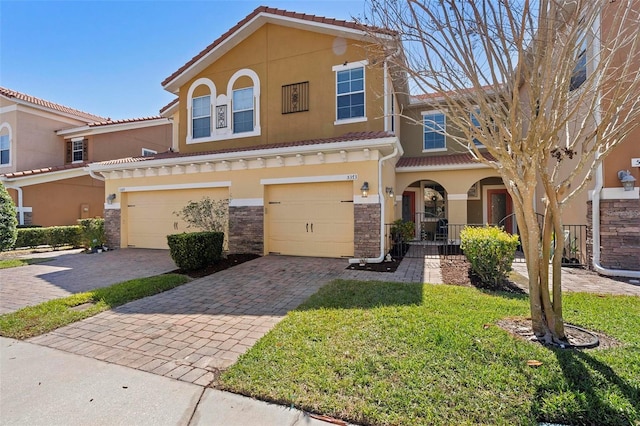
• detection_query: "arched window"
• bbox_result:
[0,123,12,166]
[227,69,261,137]
[186,78,216,143]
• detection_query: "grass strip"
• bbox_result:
[0,258,54,269]
[221,280,640,426]
[0,274,189,339]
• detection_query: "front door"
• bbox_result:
[402,191,415,223]
[487,188,513,233]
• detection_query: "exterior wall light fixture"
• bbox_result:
[360,182,369,198]
[106,193,117,204]
[618,170,636,191]
[385,187,394,198]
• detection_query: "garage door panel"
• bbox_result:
[266,182,354,258]
[127,188,227,249]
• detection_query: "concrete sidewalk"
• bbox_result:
[0,337,333,426]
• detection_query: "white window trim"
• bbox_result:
[142,148,157,156]
[186,78,216,144]
[469,107,486,148]
[71,138,85,164]
[333,60,368,125]
[186,69,261,144]
[421,110,447,152]
[0,122,12,167]
[231,87,254,134]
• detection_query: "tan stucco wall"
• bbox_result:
[13,176,104,226]
[104,153,385,249]
[177,24,386,153]
[0,104,86,173]
[89,124,172,161]
[399,104,476,158]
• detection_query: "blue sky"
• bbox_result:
[0,1,368,120]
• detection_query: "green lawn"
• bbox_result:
[220,280,640,425]
[0,274,189,339]
[0,258,53,269]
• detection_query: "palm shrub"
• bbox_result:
[460,225,519,286]
[0,183,18,251]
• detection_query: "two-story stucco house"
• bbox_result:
[88,5,638,274]
[0,87,172,227]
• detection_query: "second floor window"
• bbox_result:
[470,109,484,146]
[423,112,446,151]
[336,67,365,120]
[72,140,84,162]
[0,134,9,165]
[192,95,211,138]
[570,25,587,91]
[232,87,254,133]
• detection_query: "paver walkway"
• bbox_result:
[0,249,176,314]
[29,256,347,386]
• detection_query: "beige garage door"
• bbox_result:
[126,188,228,249]
[266,181,354,258]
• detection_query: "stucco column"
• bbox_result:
[447,194,468,241]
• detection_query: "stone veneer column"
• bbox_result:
[104,208,121,249]
[587,199,640,271]
[354,203,381,258]
[228,206,264,255]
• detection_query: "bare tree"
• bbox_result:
[363,0,640,344]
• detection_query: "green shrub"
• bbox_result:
[14,226,81,249]
[0,182,18,251]
[167,232,224,271]
[46,226,82,249]
[14,227,48,249]
[390,219,415,242]
[460,225,519,286]
[77,218,105,249]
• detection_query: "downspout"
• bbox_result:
[349,146,399,264]
[88,168,105,182]
[589,11,640,279]
[4,184,24,225]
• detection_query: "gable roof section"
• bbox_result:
[0,87,107,123]
[56,116,171,139]
[91,131,398,170]
[162,6,394,93]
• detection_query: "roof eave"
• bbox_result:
[90,136,401,172]
[162,12,388,94]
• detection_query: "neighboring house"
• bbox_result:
[0,87,172,227]
[88,5,637,274]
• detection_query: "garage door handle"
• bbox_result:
[306,223,309,233]
[311,223,314,232]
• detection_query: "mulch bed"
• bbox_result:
[169,253,260,278]
[440,257,526,294]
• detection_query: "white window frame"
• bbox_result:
[333,60,368,125]
[226,68,261,138]
[469,108,485,148]
[0,123,11,167]
[232,87,254,134]
[421,110,447,152]
[570,21,588,92]
[72,138,84,163]
[141,148,157,157]
[186,78,216,144]
[191,95,211,139]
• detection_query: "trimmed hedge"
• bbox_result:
[14,226,82,250]
[77,218,105,248]
[460,225,519,286]
[167,231,224,271]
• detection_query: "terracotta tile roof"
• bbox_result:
[87,116,165,127]
[0,87,107,123]
[159,98,178,114]
[162,6,394,87]
[396,153,495,168]
[96,131,395,166]
[1,162,89,179]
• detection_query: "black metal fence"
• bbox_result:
[386,221,588,267]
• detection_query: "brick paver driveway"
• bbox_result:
[0,249,176,314]
[29,256,347,386]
